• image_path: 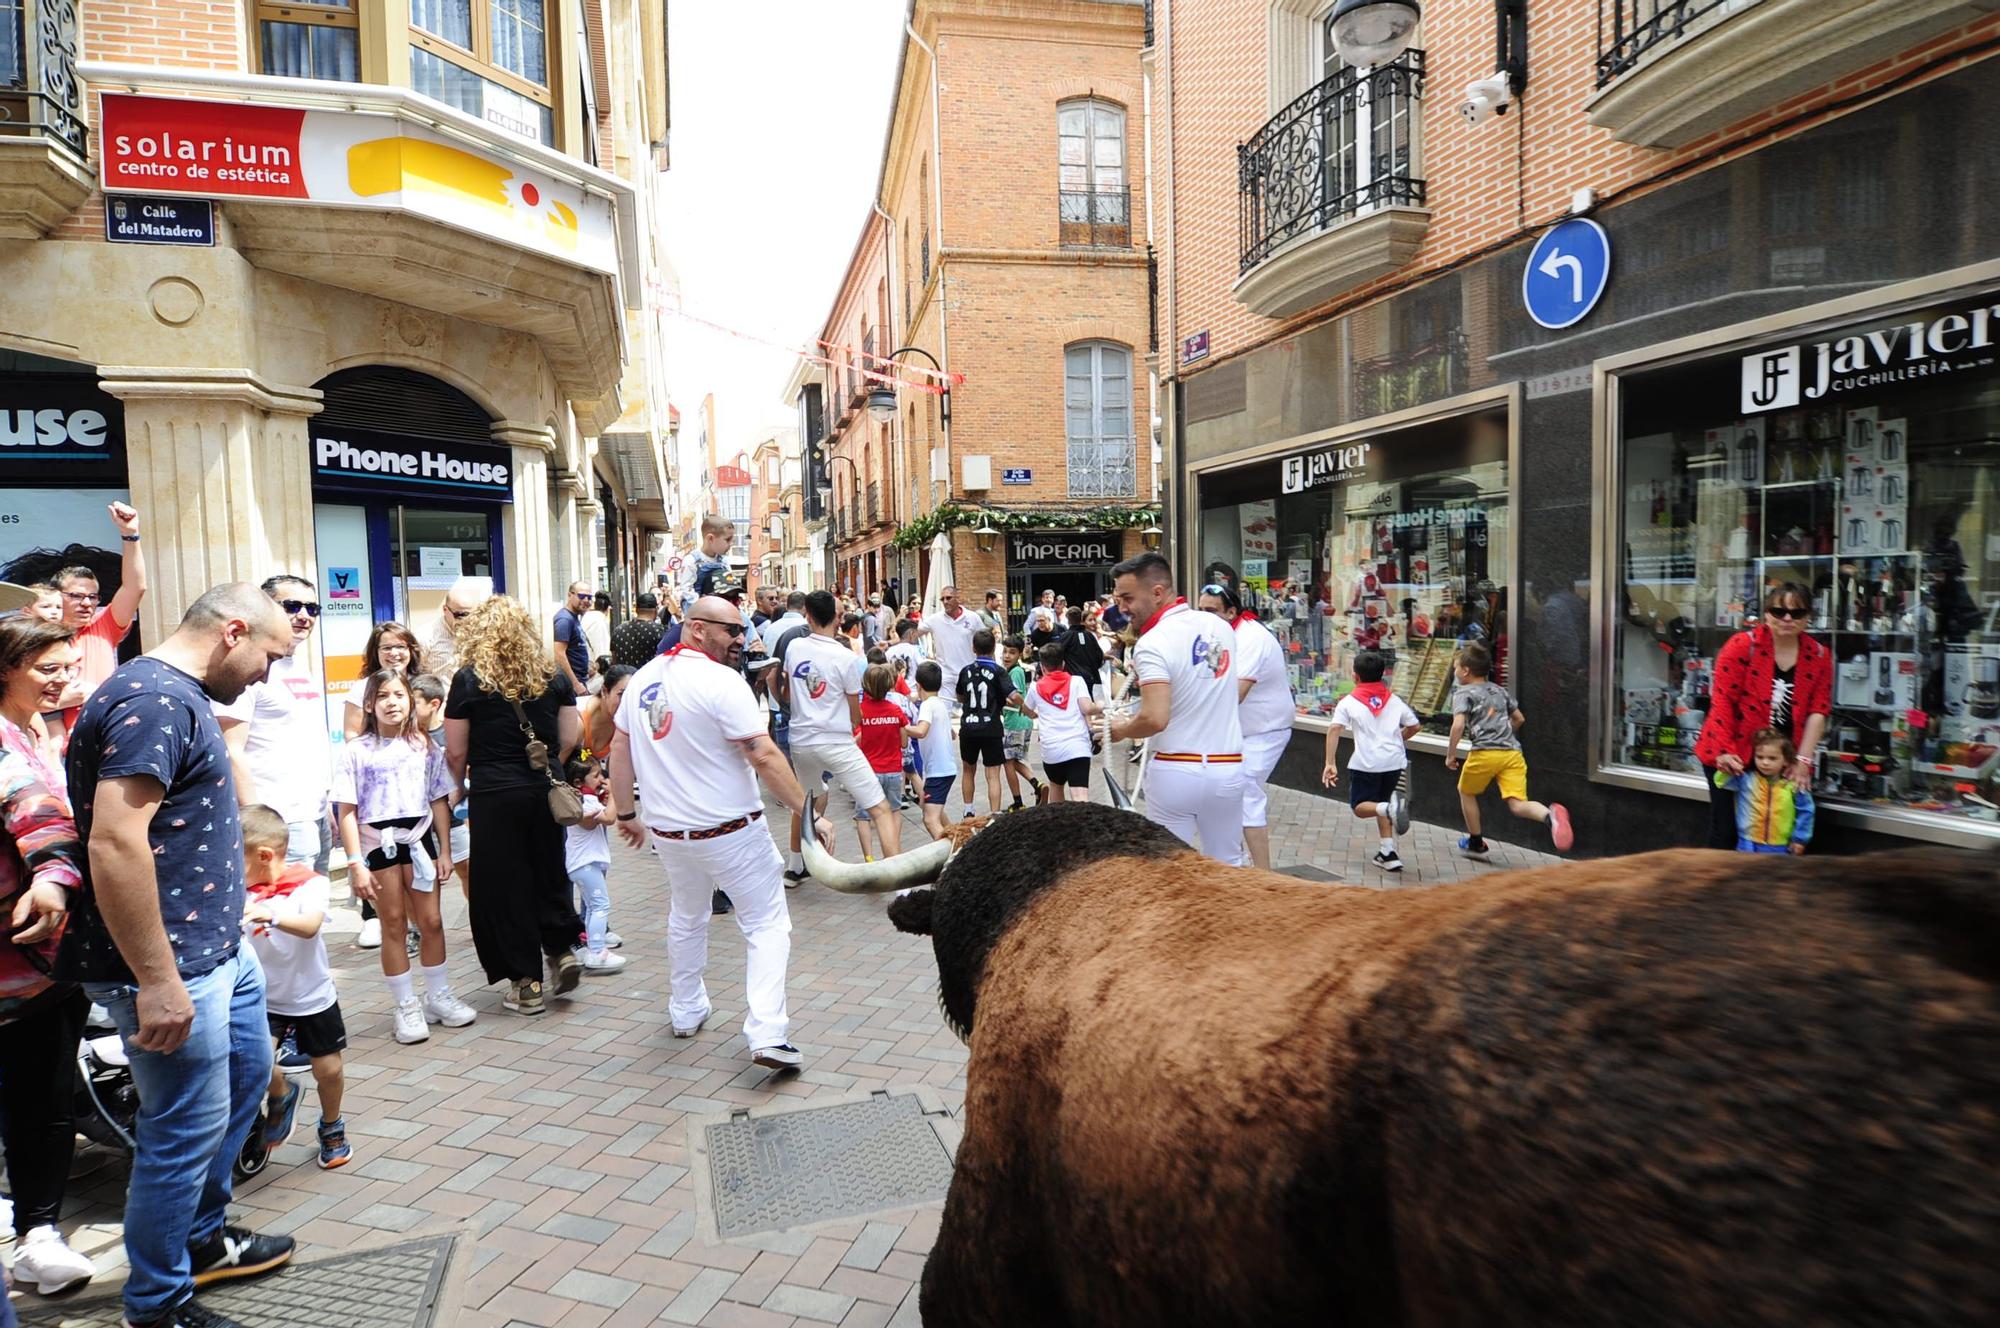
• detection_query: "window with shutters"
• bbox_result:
[1064,342,1137,498]
[1057,98,1129,248]
[253,1,360,83]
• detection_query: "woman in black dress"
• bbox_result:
[442,596,586,1015]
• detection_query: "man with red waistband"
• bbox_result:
[608,596,829,1072]
[1106,552,1247,865]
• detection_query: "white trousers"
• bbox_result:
[1239,728,1291,828]
[652,822,792,1050]
[1144,759,1247,865]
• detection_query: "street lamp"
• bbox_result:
[1328,0,1420,66]
[1141,521,1164,552]
[865,346,950,424]
[972,516,1000,554]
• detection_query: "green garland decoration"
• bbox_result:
[889,503,1162,551]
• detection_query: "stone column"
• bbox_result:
[493,419,557,611]
[98,367,323,648]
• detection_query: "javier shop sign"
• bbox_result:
[312,428,513,502]
[98,94,617,275]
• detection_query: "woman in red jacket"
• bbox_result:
[1692,582,1832,849]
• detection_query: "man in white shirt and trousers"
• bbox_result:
[920,586,980,713]
[1199,577,1296,870]
[1106,552,1246,865]
[609,597,832,1071]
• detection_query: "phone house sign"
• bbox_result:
[311,429,513,501]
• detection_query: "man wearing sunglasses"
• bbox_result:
[217,577,334,877]
[608,596,831,1072]
[552,582,594,697]
[422,577,491,680]
[56,501,148,706]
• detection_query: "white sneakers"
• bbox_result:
[356,917,382,949]
[391,997,429,1044]
[581,949,627,973]
[423,988,478,1027]
[14,1224,96,1295]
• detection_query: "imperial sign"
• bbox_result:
[97,94,617,275]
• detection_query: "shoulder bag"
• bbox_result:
[506,694,585,827]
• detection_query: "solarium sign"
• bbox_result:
[1740,293,2000,414]
[97,94,617,275]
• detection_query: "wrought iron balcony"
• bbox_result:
[0,0,86,163]
[1237,50,1425,275]
[1597,0,1734,85]
[1589,0,1988,147]
[1068,438,1138,499]
[1059,185,1131,249]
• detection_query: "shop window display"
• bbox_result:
[1198,407,1511,729]
[1612,298,2000,829]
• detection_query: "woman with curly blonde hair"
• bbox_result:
[443,595,586,1015]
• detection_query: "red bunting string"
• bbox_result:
[660,306,958,394]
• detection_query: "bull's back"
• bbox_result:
[961,847,2000,1326]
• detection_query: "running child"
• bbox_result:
[1020,642,1102,802]
[1320,650,1422,873]
[241,804,352,1170]
[1443,642,1573,858]
[854,665,910,860]
[1713,728,1815,854]
[905,661,956,840]
[999,635,1046,810]
[332,668,476,1044]
[564,756,626,971]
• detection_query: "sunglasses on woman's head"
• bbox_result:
[279,599,321,618]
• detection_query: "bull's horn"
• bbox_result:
[802,836,954,894]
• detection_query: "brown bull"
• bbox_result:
[808,801,2000,1327]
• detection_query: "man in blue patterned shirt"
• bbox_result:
[61,583,300,1328]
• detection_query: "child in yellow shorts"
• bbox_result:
[1443,642,1574,859]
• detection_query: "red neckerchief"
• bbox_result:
[250,863,317,903]
[1138,597,1187,636]
[662,644,706,661]
[1349,681,1393,714]
[1035,669,1073,709]
[1232,611,1256,628]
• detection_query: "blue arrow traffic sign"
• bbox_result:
[1522,217,1611,331]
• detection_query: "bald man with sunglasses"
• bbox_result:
[609,597,830,1070]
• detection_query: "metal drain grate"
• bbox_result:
[15,1233,458,1328]
[703,1091,956,1238]
[1280,863,1342,883]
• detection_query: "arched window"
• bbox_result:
[1058,98,1129,248]
[1064,341,1135,498]
[919,157,932,286]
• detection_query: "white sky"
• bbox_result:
[657,1,905,471]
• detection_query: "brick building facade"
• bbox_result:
[808,0,1161,619]
[1154,0,2000,858]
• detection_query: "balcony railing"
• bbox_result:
[1237,49,1426,275]
[1597,0,1740,85]
[866,480,882,528]
[1059,185,1131,249]
[0,0,87,162]
[1068,438,1138,499]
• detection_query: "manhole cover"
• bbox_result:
[703,1091,955,1238]
[15,1233,458,1328]
[1281,864,1342,883]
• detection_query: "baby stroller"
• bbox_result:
[75,1005,273,1181]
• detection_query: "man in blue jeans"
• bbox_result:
[61,583,302,1328]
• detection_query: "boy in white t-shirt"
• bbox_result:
[903,661,957,840]
[240,805,352,1170]
[1320,650,1423,873]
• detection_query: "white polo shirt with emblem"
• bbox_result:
[1232,614,1296,737]
[615,648,766,833]
[922,607,980,682]
[1132,600,1244,758]
[784,633,864,746]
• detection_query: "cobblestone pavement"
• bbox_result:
[19,752,1554,1327]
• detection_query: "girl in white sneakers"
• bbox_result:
[333,669,476,1044]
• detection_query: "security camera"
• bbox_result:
[1459,73,1514,125]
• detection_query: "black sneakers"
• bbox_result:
[127,1299,248,1328]
[1372,849,1404,873]
[188,1225,294,1288]
[782,868,808,889]
[752,1043,804,1071]
[712,889,734,915]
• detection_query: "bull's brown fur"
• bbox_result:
[901,806,1999,1327]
